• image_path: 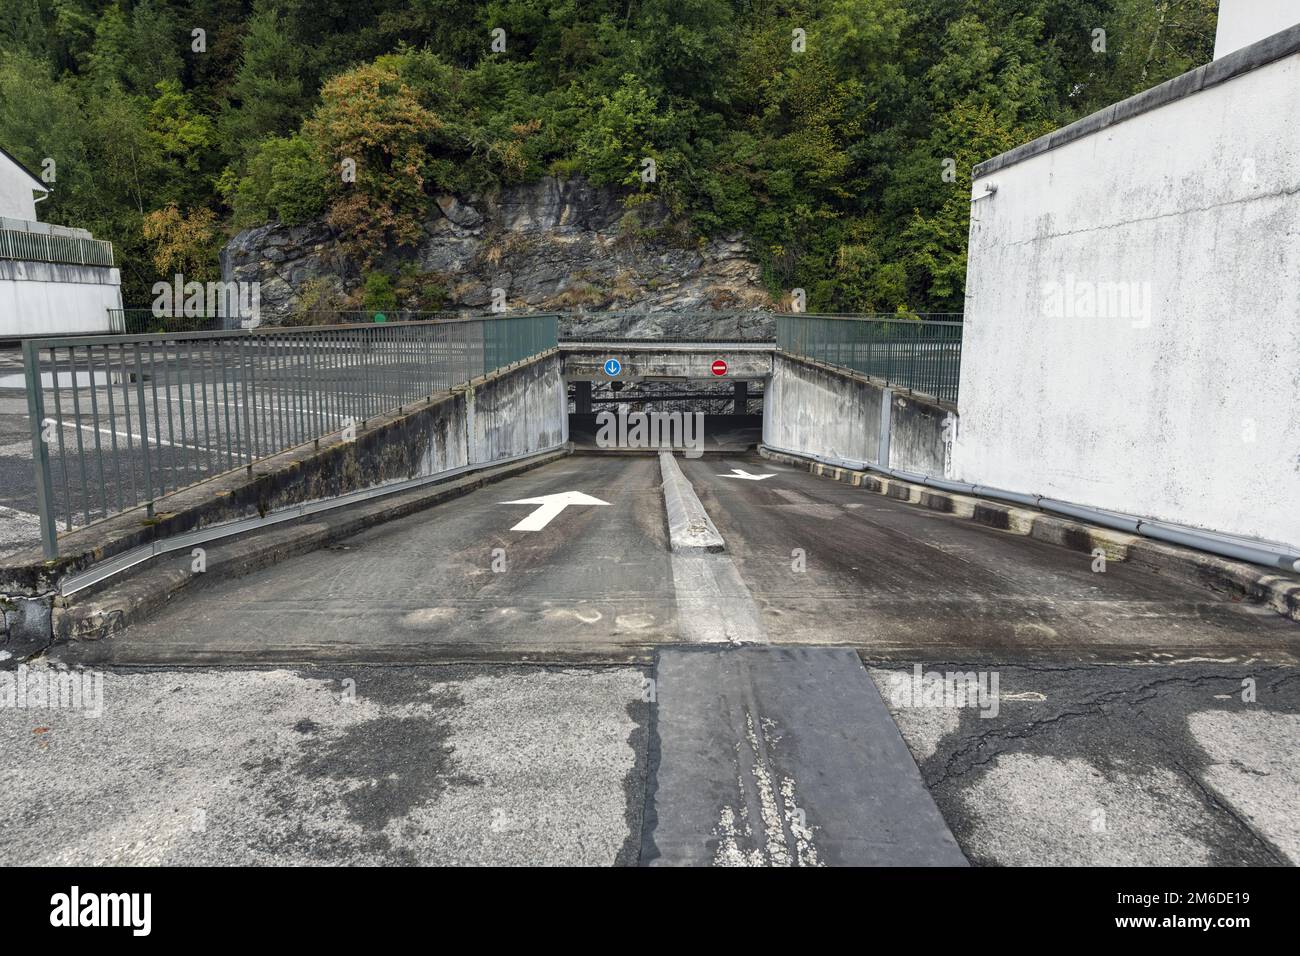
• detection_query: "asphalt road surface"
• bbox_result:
[8,451,1300,865]
[74,455,679,661]
[679,454,1297,661]
[53,452,1297,663]
[0,663,649,866]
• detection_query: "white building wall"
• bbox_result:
[0,262,120,336]
[0,152,42,221]
[957,46,1300,548]
[1215,0,1300,57]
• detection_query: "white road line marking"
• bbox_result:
[61,421,207,453]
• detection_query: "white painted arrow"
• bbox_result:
[501,491,611,531]
[718,468,776,481]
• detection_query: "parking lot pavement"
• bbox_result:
[4,656,1295,866]
[0,349,41,558]
[874,662,1300,866]
[0,664,649,866]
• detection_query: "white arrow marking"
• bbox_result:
[718,468,776,481]
[500,491,611,531]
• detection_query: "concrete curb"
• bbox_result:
[658,452,725,553]
[45,448,570,650]
[758,445,1300,624]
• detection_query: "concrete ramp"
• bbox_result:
[641,645,968,866]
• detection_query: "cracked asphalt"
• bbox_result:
[875,662,1300,866]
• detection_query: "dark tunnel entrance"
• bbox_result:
[567,378,763,453]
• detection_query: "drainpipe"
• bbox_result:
[769,446,1300,574]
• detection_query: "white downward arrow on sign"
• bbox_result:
[501,491,611,531]
[718,468,775,481]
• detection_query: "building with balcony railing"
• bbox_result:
[0,145,121,338]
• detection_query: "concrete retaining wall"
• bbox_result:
[764,353,883,464]
[764,352,953,475]
[888,392,950,475]
[0,351,567,649]
[468,353,567,462]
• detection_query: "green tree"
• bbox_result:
[221,0,310,154]
[0,0,49,58]
[307,56,443,257]
[221,132,328,227]
[362,271,398,312]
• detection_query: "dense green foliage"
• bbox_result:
[0,0,1216,309]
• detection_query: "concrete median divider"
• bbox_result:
[659,452,725,553]
[0,351,569,657]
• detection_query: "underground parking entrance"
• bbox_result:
[562,342,772,454]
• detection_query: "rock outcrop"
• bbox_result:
[221,176,773,337]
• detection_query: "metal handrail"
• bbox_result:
[776,313,964,404]
[23,314,559,556]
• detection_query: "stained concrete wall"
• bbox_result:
[765,353,882,464]
[467,352,567,463]
[764,353,952,475]
[888,393,950,476]
[960,27,1300,548]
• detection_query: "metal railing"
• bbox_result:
[108,310,232,335]
[23,314,558,556]
[0,228,114,267]
[776,314,963,404]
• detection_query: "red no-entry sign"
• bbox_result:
[711,359,728,376]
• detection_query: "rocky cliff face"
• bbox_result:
[221,176,773,337]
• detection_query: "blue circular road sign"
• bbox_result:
[603,358,622,377]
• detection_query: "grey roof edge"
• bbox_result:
[973,22,1300,179]
[0,144,50,192]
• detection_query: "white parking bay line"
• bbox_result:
[62,421,208,453]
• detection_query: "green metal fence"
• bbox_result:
[107,309,231,335]
[776,314,963,404]
[23,314,559,557]
[0,228,114,267]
